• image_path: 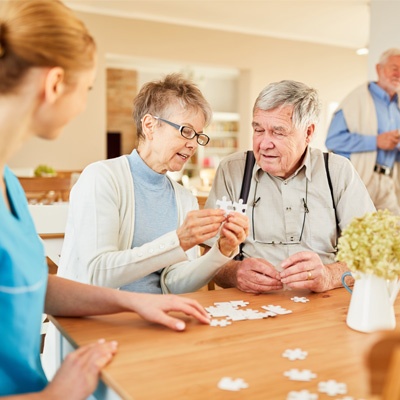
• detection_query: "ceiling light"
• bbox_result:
[356,48,369,55]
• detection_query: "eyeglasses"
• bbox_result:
[252,179,309,245]
[153,116,210,146]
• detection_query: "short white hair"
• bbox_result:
[378,48,400,65]
[253,80,321,131]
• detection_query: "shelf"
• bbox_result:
[212,111,240,121]
[208,131,238,138]
[183,111,239,176]
[204,147,236,153]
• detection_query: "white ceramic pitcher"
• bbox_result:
[342,271,398,333]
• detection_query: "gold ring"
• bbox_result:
[307,271,312,280]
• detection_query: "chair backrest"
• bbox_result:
[366,330,400,399]
[28,203,69,268]
[18,176,72,204]
[196,195,208,210]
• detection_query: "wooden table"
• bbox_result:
[51,287,399,399]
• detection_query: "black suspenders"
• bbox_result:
[234,151,339,260]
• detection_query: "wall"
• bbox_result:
[368,0,400,80]
[8,10,368,171]
[107,68,138,154]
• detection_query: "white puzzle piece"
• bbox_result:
[286,389,319,400]
[318,380,347,396]
[216,196,233,215]
[210,319,232,327]
[232,199,248,214]
[291,296,310,303]
[204,300,294,327]
[284,368,317,381]
[216,196,247,215]
[282,348,308,361]
[334,397,356,400]
[217,377,249,391]
[334,397,362,400]
[262,305,293,315]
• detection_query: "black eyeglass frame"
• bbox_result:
[251,179,309,245]
[153,116,210,146]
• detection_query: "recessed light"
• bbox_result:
[356,48,369,55]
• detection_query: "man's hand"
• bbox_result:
[279,251,329,292]
[232,257,282,294]
[218,211,249,257]
[377,129,400,150]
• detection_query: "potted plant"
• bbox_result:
[336,209,400,332]
[34,164,57,177]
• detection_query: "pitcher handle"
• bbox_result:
[341,271,353,294]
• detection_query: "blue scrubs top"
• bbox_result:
[0,166,48,395]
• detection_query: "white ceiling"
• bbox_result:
[65,0,371,50]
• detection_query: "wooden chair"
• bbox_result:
[196,195,208,210]
[18,176,72,204]
[365,330,400,399]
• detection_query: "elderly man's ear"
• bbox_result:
[305,124,315,144]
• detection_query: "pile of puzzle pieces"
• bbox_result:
[205,300,292,327]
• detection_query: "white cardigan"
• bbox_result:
[58,156,233,294]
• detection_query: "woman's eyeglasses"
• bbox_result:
[153,116,210,146]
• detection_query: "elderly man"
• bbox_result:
[204,80,375,294]
[325,48,400,214]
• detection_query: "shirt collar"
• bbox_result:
[369,81,399,104]
[254,147,311,182]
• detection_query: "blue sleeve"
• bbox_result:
[325,109,377,158]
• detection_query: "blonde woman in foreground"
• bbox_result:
[0,1,210,398]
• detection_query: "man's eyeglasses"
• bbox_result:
[153,116,210,146]
[252,180,309,245]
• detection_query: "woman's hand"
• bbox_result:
[218,212,249,257]
[129,293,210,331]
[43,339,118,400]
[177,209,226,251]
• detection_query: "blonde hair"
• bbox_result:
[133,73,212,142]
[0,0,96,93]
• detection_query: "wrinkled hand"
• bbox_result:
[130,293,210,331]
[43,339,118,400]
[177,209,226,251]
[218,212,249,257]
[377,129,400,150]
[280,251,329,292]
[233,257,282,294]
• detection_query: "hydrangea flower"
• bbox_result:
[336,210,400,280]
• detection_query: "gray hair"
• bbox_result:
[378,48,400,65]
[253,80,321,131]
[133,73,212,142]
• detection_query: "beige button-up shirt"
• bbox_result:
[205,147,375,270]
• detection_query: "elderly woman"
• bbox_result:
[57,73,249,294]
[0,1,211,397]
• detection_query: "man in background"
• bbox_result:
[325,48,400,214]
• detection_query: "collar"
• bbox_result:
[127,149,168,188]
[369,81,399,104]
[254,147,311,183]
